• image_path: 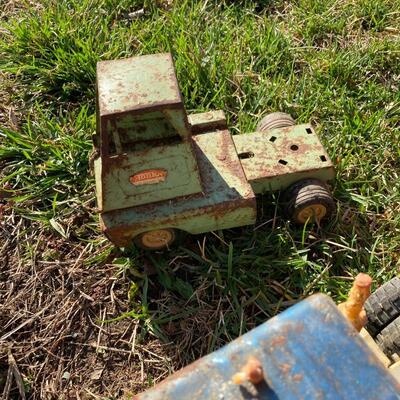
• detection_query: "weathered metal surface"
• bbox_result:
[98,141,202,212]
[93,52,336,247]
[188,110,227,133]
[233,124,335,194]
[100,130,256,246]
[97,53,192,146]
[134,294,400,399]
[97,53,183,117]
[109,111,178,144]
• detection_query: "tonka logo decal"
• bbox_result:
[130,169,167,186]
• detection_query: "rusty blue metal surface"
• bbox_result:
[134,294,400,400]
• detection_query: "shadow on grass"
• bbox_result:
[117,193,378,369]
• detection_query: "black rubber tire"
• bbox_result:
[256,112,295,132]
[365,277,400,337]
[133,228,181,251]
[284,179,336,224]
[376,315,400,361]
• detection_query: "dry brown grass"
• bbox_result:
[0,208,178,399]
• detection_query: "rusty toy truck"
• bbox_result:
[134,275,400,399]
[92,53,335,250]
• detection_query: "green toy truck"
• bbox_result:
[92,53,335,250]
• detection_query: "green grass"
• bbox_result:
[1,0,400,397]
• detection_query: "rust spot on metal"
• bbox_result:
[103,194,255,246]
[295,323,304,333]
[232,124,335,193]
[271,335,286,346]
[292,373,303,382]
[279,363,291,375]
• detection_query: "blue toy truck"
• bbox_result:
[134,277,400,399]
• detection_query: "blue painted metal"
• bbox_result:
[134,294,400,399]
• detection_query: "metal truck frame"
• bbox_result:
[93,53,335,250]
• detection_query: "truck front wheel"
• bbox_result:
[134,228,179,251]
[284,179,336,224]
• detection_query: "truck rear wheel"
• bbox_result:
[134,228,178,251]
[284,179,336,224]
[365,277,400,337]
[256,112,295,132]
[376,315,400,361]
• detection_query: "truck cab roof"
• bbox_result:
[96,53,192,146]
[96,53,184,117]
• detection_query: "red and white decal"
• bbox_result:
[130,169,167,186]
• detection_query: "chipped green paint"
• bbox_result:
[233,124,335,194]
[99,141,202,212]
[97,53,184,117]
[100,130,256,247]
[93,52,335,247]
[188,110,227,133]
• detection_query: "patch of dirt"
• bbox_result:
[0,209,178,399]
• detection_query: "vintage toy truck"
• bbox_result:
[93,53,335,250]
[133,276,400,399]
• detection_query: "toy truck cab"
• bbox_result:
[94,54,203,213]
[93,53,336,250]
